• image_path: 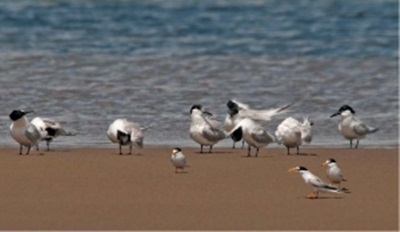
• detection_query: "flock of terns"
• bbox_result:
[8,100,378,199]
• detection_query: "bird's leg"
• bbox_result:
[286,147,290,155]
[129,145,132,155]
[46,141,50,151]
[19,145,23,155]
[255,148,259,157]
[26,146,31,155]
[241,140,245,149]
[36,144,40,151]
[296,146,299,155]
[350,140,353,148]
[119,144,123,155]
[200,145,203,154]
[355,140,359,149]
[232,142,235,149]
[247,145,251,157]
[306,192,318,199]
[209,145,213,153]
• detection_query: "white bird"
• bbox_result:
[275,116,313,155]
[30,117,74,151]
[9,110,45,155]
[321,159,347,187]
[107,118,149,155]
[330,105,378,148]
[170,147,189,173]
[189,104,228,153]
[230,118,275,157]
[224,99,249,149]
[288,166,350,199]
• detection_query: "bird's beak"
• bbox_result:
[203,110,213,117]
[330,112,340,118]
[288,167,298,173]
[23,110,34,115]
[321,161,329,167]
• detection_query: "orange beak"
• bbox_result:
[321,161,329,167]
[288,167,298,173]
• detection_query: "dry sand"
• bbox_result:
[0,146,397,230]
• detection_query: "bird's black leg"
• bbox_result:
[209,145,213,153]
[349,140,353,148]
[232,142,235,149]
[119,144,123,155]
[296,146,299,155]
[26,146,31,155]
[286,146,290,155]
[355,140,359,149]
[255,148,259,157]
[129,145,132,155]
[241,140,245,149]
[200,145,203,153]
[247,145,251,157]
[46,141,50,151]
[19,145,23,155]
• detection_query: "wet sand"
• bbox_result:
[0,146,397,230]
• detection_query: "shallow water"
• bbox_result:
[0,0,398,148]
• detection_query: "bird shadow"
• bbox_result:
[297,196,344,200]
[287,152,317,157]
[240,155,274,158]
[175,171,189,174]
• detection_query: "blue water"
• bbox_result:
[0,0,398,148]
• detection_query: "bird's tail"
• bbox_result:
[369,127,379,134]
[141,123,157,131]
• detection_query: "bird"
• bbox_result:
[275,116,313,155]
[330,105,378,148]
[170,147,189,173]
[321,159,347,187]
[224,99,249,148]
[9,110,45,155]
[288,166,350,199]
[30,117,74,151]
[189,104,228,153]
[107,118,149,155]
[230,118,275,157]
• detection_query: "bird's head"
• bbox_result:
[9,109,33,121]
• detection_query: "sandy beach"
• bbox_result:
[0,146,397,230]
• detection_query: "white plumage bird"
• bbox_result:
[275,116,313,155]
[288,166,350,199]
[107,118,149,155]
[170,147,189,173]
[330,105,378,148]
[189,104,228,153]
[9,110,44,155]
[322,159,347,187]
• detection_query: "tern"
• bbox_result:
[107,118,149,155]
[330,105,378,148]
[9,110,45,155]
[30,117,75,151]
[288,166,350,199]
[170,147,189,173]
[322,159,347,187]
[189,104,228,153]
[224,99,249,148]
[231,118,275,157]
[275,116,313,155]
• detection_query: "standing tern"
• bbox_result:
[330,105,378,148]
[189,104,228,153]
[322,159,347,187]
[30,117,75,151]
[231,118,275,157]
[275,116,313,155]
[288,166,350,199]
[107,118,149,155]
[9,110,45,155]
[170,147,189,173]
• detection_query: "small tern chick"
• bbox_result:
[288,166,350,199]
[30,117,74,151]
[9,110,45,155]
[189,105,227,153]
[330,105,378,148]
[322,159,347,187]
[170,147,189,173]
[231,118,275,157]
[275,116,313,155]
[107,118,149,155]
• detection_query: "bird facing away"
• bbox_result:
[189,104,227,153]
[322,158,347,187]
[330,105,378,148]
[288,166,350,199]
[30,117,74,151]
[9,110,45,155]
[230,118,275,157]
[107,118,149,155]
[170,147,189,173]
[275,116,314,155]
[224,99,249,149]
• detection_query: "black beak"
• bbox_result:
[203,111,213,117]
[330,112,340,118]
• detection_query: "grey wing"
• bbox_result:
[352,120,371,136]
[42,118,66,136]
[25,124,42,144]
[251,127,274,144]
[202,124,226,142]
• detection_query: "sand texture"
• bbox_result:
[0,146,397,230]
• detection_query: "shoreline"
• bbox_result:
[0,147,398,230]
